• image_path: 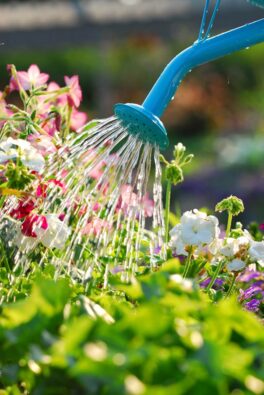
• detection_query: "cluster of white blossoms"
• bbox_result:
[0,137,45,173]
[14,214,70,252]
[170,209,220,256]
[170,209,264,272]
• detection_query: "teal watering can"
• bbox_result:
[114,0,264,150]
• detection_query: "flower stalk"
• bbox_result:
[165,180,171,244]
[183,248,193,278]
[226,273,237,298]
[160,143,193,246]
[206,259,225,292]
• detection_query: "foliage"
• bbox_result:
[0,267,264,395]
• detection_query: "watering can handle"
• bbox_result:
[142,18,264,118]
[248,0,264,8]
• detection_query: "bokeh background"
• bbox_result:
[1,0,264,223]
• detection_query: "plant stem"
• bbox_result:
[226,212,233,237]
[183,250,193,279]
[0,238,11,273]
[165,180,171,244]
[0,196,5,209]
[205,259,224,292]
[226,274,236,298]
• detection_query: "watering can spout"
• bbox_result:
[143,18,264,118]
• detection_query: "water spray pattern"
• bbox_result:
[1,116,165,282]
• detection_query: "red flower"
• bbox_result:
[21,214,48,238]
[36,179,66,198]
[10,200,35,220]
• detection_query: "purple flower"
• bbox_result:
[244,299,261,312]
[200,277,224,290]
[173,253,186,262]
[154,246,161,255]
[242,284,264,300]
[237,270,263,283]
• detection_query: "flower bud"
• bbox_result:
[165,164,184,185]
[215,195,244,216]
[173,143,186,160]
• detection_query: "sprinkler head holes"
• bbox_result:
[114,103,169,150]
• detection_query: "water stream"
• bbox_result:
[2,117,166,284]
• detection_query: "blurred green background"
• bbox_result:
[0,0,263,223]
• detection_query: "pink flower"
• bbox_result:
[142,193,154,217]
[21,214,48,238]
[9,64,49,91]
[48,81,60,92]
[89,163,105,180]
[0,92,12,127]
[64,75,82,107]
[37,82,61,112]
[116,185,154,218]
[27,134,57,156]
[116,185,138,214]
[81,149,106,180]
[70,107,88,131]
[77,202,101,217]
[82,218,112,237]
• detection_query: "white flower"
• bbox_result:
[13,225,39,252]
[180,209,219,247]
[220,236,249,257]
[249,241,264,267]
[208,237,223,255]
[169,224,188,256]
[170,274,193,291]
[227,258,246,272]
[35,214,70,249]
[0,137,45,172]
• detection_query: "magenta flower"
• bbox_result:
[259,224,264,231]
[9,64,49,91]
[21,214,48,238]
[64,75,82,108]
[70,108,88,131]
[36,179,66,198]
[10,199,35,220]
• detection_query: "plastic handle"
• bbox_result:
[248,0,264,8]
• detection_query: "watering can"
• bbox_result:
[114,0,264,150]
